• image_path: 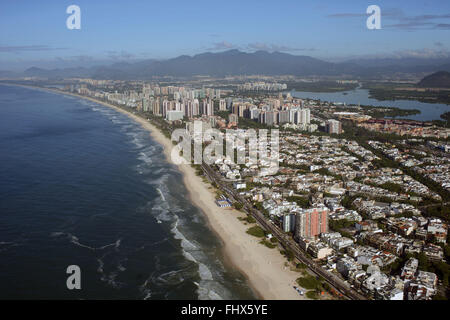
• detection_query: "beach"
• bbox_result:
[16,86,308,300]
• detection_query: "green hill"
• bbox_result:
[418,71,450,88]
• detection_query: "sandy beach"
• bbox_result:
[13,85,308,300]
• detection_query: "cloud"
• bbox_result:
[0,45,68,53]
[327,7,450,31]
[106,50,136,60]
[391,48,450,59]
[402,14,450,22]
[204,41,315,53]
[247,42,315,52]
[327,13,365,18]
[207,41,236,51]
[327,8,403,19]
[55,55,95,63]
[383,22,434,30]
[346,48,450,60]
[435,23,450,30]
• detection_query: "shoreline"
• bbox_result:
[4,83,308,300]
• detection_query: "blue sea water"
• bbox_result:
[0,85,255,299]
[291,88,450,121]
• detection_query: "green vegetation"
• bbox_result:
[286,195,310,208]
[233,202,243,210]
[259,239,277,249]
[245,215,256,223]
[296,275,322,290]
[306,291,319,299]
[378,182,404,194]
[418,71,450,88]
[362,81,450,105]
[367,106,420,118]
[253,202,270,217]
[280,163,310,172]
[192,164,203,176]
[239,215,256,224]
[329,219,356,239]
[441,111,450,122]
[296,263,307,270]
[246,226,265,238]
[280,249,295,261]
[237,116,274,130]
[341,195,358,210]
[432,112,450,128]
[313,167,343,180]
[216,110,230,119]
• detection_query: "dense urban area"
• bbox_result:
[7,77,450,301]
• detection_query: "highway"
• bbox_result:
[201,162,368,300]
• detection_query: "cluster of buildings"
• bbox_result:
[209,130,447,300]
[368,140,449,195]
[229,97,316,129]
[352,198,421,219]
[401,258,438,300]
[237,82,287,91]
[61,78,448,300]
[358,119,450,139]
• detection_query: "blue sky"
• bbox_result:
[1,0,450,70]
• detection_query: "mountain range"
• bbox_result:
[5,50,450,80]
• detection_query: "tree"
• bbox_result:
[233,202,243,210]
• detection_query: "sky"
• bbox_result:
[1,0,450,71]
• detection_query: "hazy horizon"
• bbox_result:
[1,0,450,71]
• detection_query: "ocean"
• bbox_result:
[0,84,256,300]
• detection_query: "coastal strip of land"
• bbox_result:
[9,84,308,300]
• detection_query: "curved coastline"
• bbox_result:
[2,83,307,300]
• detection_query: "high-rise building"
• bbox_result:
[152,97,161,115]
[228,113,238,124]
[184,100,193,118]
[165,110,184,121]
[296,108,311,125]
[206,99,214,116]
[278,110,290,124]
[326,119,342,134]
[226,98,233,111]
[295,207,329,240]
[283,214,296,233]
[264,111,277,126]
[250,108,260,120]
[193,99,200,116]
[219,99,227,111]
[141,98,149,112]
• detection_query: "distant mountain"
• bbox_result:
[18,50,357,79]
[12,50,450,80]
[344,57,450,77]
[417,71,450,88]
[24,66,92,78]
[0,70,19,78]
[143,50,347,77]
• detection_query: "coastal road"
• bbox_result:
[201,162,367,301]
